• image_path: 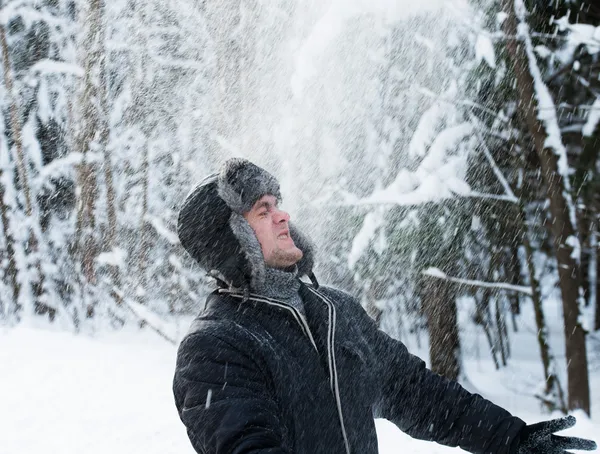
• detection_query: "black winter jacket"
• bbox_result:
[173,283,525,454]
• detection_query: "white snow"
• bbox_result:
[565,235,581,262]
[353,123,474,210]
[349,208,386,269]
[555,16,600,60]
[583,98,600,137]
[475,33,496,69]
[346,119,479,266]
[534,45,551,59]
[408,102,445,158]
[0,3,68,28]
[96,247,128,268]
[28,59,84,77]
[291,0,447,97]
[147,215,179,245]
[496,12,508,25]
[123,299,178,344]
[1,310,598,454]
[35,153,86,188]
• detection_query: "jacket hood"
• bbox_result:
[177,159,316,290]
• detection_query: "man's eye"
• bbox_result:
[259,212,268,217]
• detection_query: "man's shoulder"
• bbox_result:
[178,315,262,359]
[179,291,255,347]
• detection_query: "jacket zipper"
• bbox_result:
[306,287,352,454]
[218,287,351,454]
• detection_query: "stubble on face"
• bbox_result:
[265,242,303,269]
[244,195,303,269]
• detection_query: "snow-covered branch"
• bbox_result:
[583,97,600,137]
[147,215,179,245]
[416,87,510,124]
[423,267,533,295]
[0,3,68,28]
[29,60,84,77]
[465,191,518,203]
[123,299,177,345]
[468,113,518,202]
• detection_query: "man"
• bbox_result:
[173,158,597,454]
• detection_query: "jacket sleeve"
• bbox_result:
[339,289,526,454]
[173,330,292,454]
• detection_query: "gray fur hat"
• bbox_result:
[177,158,317,291]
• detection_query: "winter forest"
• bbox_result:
[1,0,600,452]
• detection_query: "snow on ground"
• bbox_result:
[1,311,598,454]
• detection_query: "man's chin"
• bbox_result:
[267,247,303,269]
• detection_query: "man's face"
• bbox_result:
[243,195,303,269]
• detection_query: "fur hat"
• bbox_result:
[177,158,317,291]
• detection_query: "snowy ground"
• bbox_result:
[1,308,598,454]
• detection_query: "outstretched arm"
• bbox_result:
[337,289,596,454]
[173,331,291,454]
[373,335,524,453]
[331,288,524,453]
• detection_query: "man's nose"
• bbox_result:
[273,209,290,224]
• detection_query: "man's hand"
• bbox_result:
[517,415,597,454]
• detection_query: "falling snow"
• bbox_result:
[1,0,600,452]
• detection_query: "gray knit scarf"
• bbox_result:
[254,267,305,316]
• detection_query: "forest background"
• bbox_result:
[1,0,600,437]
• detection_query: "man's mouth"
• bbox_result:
[277,231,290,240]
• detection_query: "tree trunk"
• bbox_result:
[72,0,108,317]
[579,208,592,306]
[579,126,600,329]
[0,165,21,319]
[490,245,510,364]
[495,296,508,366]
[137,142,150,298]
[507,244,521,332]
[510,137,568,411]
[522,208,567,412]
[594,208,600,331]
[503,0,591,415]
[475,289,500,370]
[421,276,460,381]
[96,13,121,307]
[0,26,31,216]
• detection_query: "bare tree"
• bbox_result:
[420,274,460,381]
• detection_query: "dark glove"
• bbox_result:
[517,415,597,454]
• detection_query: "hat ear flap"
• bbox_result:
[228,212,266,289]
[289,223,316,277]
[177,177,249,287]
